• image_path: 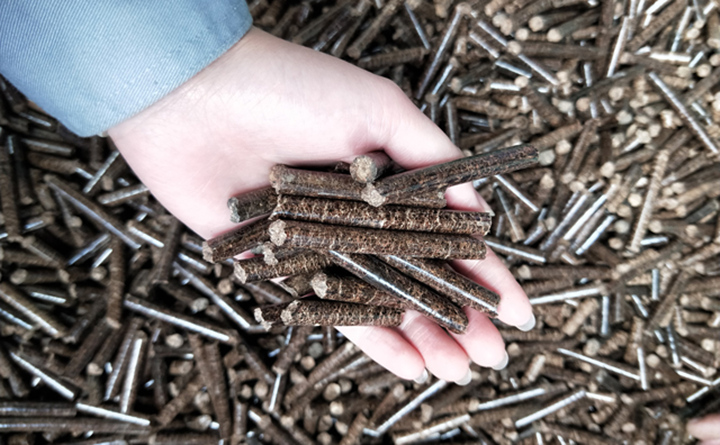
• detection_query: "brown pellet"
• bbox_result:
[270,164,447,208]
[234,250,331,283]
[363,144,538,206]
[357,47,428,71]
[379,255,499,316]
[203,219,272,263]
[327,252,468,333]
[269,219,486,260]
[0,144,22,242]
[227,186,277,224]
[271,195,491,234]
[266,300,405,327]
[311,272,407,309]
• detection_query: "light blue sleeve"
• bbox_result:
[0,1,253,136]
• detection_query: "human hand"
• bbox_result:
[108,27,534,383]
[688,415,720,444]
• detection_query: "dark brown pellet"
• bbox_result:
[272,300,404,327]
[327,252,468,333]
[151,217,183,285]
[105,238,124,328]
[278,272,315,297]
[269,164,447,208]
[271,195,491,234]
[227,186,277,224]
[189,336,232,441]
[311,271,407,309]
[0,143,21,242]
[0,417,151,434]
[202,219,272,263]
[234,250,331,283]
[273,326,313,375]
[379,255,499,317]
[63,319,114,378]
[45,175,141,250]
[270,219,486,260]
[0,282,65,338]
[362,144,538,206]
[156,372,203,426]
[357,47,428,71]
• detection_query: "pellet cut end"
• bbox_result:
[280,300,301,325]
[233,262,249,283]
[201,242,215,263]
[350,156,379,183]
[311,272,329,298]
[269,220,288,246]
[362,184,386,207]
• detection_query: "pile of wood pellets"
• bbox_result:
[0,0,719,442]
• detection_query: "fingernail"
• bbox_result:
[455,369,472,386]
[413,368,429,384]
[518,313,536,332]
[492,351,509,370]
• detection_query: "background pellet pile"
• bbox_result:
[0,0,719,441]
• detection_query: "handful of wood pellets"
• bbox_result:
[202,145,538,333]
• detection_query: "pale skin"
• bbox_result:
[109,27,526,384]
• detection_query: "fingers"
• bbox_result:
[397,310,470,382]
[336,325,424,381]
[450,308,507,369]
[688,414,720,441]
[451,249,534,329]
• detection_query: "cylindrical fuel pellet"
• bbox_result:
[311,272,407,309]
[362,144,538,206]
[203,219,272,263]
[227,186,277,223]
[234,250,332,283]
[269,165,447,208]
[276,300,405,327]
[269,220,486,260]
[327,252,468,334]
[379,255,499,316]
[271,195,491,235]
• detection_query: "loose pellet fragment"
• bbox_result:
[273,300,404,327]
[270,220,486,260]
[363,144,538,206]
[328,252,468,333]
[379,256,499,316]
[227,186,277,223]
[271,195,491,234]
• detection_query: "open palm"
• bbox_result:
[109,28,533,383]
